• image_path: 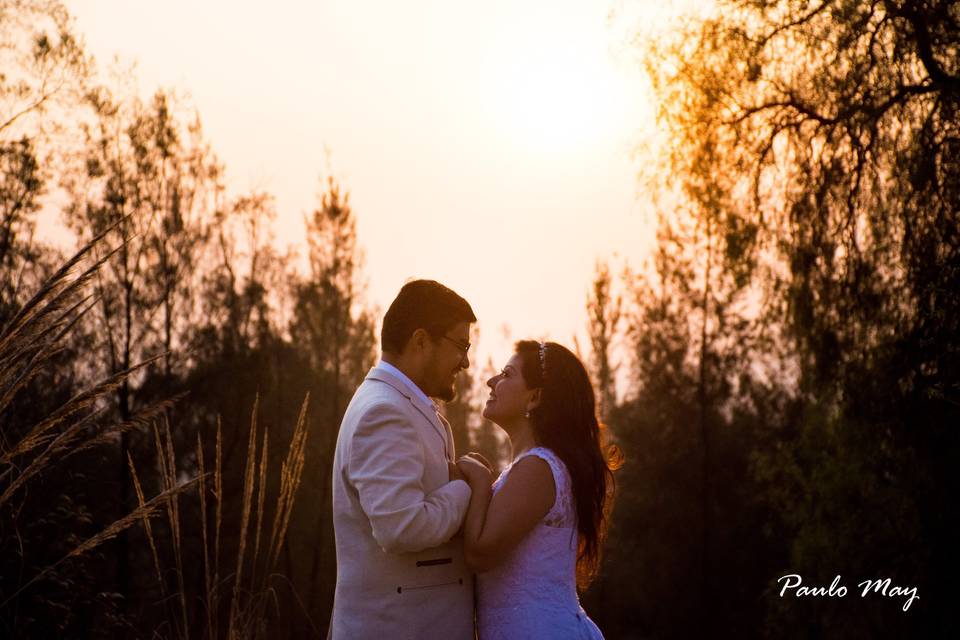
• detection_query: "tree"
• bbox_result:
[588,208,770,637]
[0,0,90,289]
[0,137,42,301]
[646,0,960,394]
[192,190,281,361]
[0,227,187,637]
[61,82,220,615]
[178,188,306,637]
[0,0,90,142]
[585,260,623,424]
[0,0,91,311]
[644,0,960,635]
[290,176,376,421]
[136,91,220,376]
[288,175,376,628]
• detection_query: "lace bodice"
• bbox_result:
[476,447,603,639]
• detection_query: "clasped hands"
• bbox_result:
[448,452,493,487]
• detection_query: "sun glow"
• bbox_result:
[481,9,631,154]
[68,0,660,367]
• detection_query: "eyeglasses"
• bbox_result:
[440,334,471,355]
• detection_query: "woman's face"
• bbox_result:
[483,353,538,426]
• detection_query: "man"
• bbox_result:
[329,279,476,639]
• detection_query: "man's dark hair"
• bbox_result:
[381,279,476,354]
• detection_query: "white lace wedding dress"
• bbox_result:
[476,447,604,639]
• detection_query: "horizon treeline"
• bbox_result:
[2,1,958,638]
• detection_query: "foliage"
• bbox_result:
[3,0,957,638]
[585,260,622,423]
[615,0,960,636]
[0,0,91,142]
[0,229,189,637]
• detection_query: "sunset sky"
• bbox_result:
[68,0,685,372]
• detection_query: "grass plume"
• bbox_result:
[1,475,200,608]
[2,219,314,637]
[129,393,312,640]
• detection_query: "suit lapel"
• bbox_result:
[366,366,450,458]
[435,410,456,458]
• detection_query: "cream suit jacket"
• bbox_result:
[328,364,473,640]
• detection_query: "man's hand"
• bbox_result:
[448,460,466,483]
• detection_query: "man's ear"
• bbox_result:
[410,328,431,353]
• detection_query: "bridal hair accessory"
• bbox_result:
[524,343,546,420]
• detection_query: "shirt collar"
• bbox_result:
[378,360,434,408]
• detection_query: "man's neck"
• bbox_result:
[381,352,413,377]
[380,352,402,370]
[381,353,428,398]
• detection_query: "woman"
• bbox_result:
[456,340,619,639]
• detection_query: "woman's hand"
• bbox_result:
[462,455,554,573]
[462,451,493,472]
[457,454,492,487]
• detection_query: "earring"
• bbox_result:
[524,410,531,419]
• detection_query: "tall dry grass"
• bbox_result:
[1,222,315,637]
[131,393,312,640]
[0,223,196,611]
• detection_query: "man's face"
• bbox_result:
[422,321,472,402]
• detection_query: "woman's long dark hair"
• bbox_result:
[515,340,621,589]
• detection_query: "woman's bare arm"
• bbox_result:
[458,455,555,572]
